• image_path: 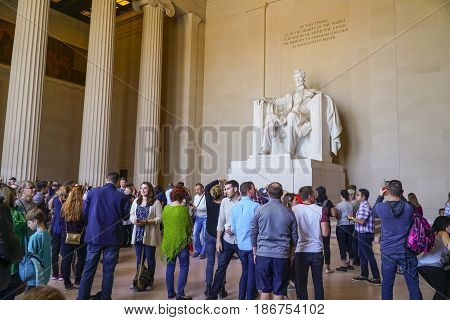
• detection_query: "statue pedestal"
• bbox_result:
[229,154,345,200]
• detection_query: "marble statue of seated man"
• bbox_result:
[258,69,317,156]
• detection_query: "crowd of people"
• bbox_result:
[0,174,449,300]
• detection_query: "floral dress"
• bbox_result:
[134,205,150,243]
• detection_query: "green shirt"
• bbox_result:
[161,205,192,262]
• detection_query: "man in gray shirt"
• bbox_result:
[251,182,298,300]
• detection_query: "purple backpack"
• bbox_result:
[406,207,435,254]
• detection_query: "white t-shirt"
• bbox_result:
[335,200,354,226]
[193,193,207,218]
[293,203,328,253]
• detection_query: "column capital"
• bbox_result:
[132,0,175,17]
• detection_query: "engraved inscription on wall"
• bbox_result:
[283,18,349,48]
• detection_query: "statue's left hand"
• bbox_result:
[299,121,312,137]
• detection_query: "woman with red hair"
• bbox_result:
[161,186,193,300]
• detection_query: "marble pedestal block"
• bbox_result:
[229,154,345,200]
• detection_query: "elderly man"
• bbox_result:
[16,181,37,214]
[259,69,315,155]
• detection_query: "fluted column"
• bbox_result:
[0,0,50,181]
[78,0,116,186]
[133,0,175,185]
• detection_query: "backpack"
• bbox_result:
[18,235,45,283]
[19,252,44,282]
[406,207,435,254]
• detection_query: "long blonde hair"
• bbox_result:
[62,185,83,222]
[58,186,71,203]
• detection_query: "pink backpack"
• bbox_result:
[406,208,435,254]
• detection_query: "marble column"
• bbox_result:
[133,0,175,185]
[78,0,116,186]
[0,0,50,181]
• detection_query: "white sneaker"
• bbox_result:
[287,281,296,291]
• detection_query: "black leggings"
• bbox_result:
[51,232,62,277]
[323,235,331,265]
[418,266,449,300]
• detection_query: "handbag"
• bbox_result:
[65,232,82,245]
[19,238,44,282]
[65,220,82,245]
[132,248,153,292]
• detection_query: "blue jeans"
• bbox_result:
[134,243,156,281]
[193,216,207,255]
[295,252,324,300]
[356,232,380,279]
[205,231,217,284]
[238,249,255,300]
[77,244,120,300]
[381,252,422,300]
[209,240,239,299]
[166,247,190,298]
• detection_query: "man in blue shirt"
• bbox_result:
[231,181,260,300]
[373,180,422,300]
[77,172,130,300]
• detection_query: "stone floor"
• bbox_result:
[49,241,435,300]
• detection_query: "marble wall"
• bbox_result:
[161,13,205,188]
[201,0,450,220]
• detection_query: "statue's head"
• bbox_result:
[293,69,306,87]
